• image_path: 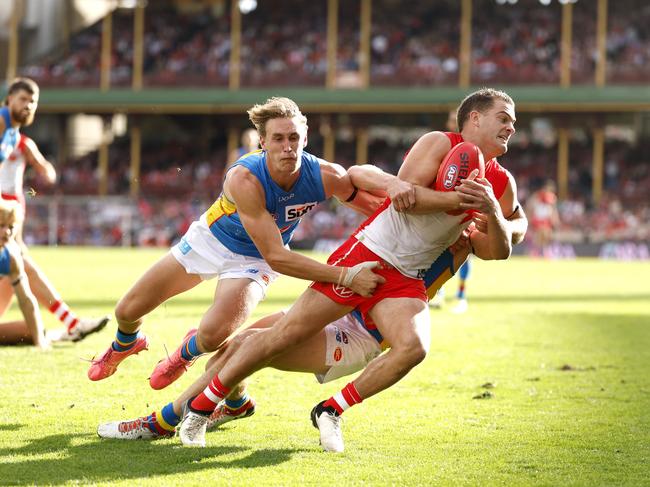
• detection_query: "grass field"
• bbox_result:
[0,247,648,486]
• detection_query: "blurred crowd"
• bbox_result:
[21,125,650,248]
[20,0,650,88]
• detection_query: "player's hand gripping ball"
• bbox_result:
[434,142,485,215]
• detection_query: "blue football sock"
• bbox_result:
[225,393,249,410]
[180,334,201,361]
[112,329,140,352]
[160,402,181,428]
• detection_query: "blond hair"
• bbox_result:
[0,199,21,224]
[247,97,307,137]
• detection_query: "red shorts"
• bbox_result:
[310,236,427,316]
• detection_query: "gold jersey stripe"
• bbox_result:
[206,194,237,227]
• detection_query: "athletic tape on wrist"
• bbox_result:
[341,261,377,288]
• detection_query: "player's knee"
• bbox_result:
[404,343,427,368]
[392,338,427,370]
[197,327,230,353]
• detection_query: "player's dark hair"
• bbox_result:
[4,77,39,106]
[456,88,513,131]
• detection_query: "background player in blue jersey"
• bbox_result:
[96,227,476,442]
[0,78,109,342]
[0,199,48,349]
[89,97,387,388]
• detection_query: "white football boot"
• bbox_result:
[54,316,110,342]
[97,416,172,440]
[179,410,209,447]
[310,401,344,453]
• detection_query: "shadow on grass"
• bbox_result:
[0,432,305,485]
[0,423,23,432]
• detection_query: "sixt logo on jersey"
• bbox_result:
[285,202,317,221]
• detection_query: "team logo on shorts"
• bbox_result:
[177,238,192,255]
[333,347,343,362]
[261,274,270,284]
[245,268,259,274]
[332,284,354,298]
[334,326,342,343]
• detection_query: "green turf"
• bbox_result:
[0,247,648,486]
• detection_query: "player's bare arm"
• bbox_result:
[24,138,56,184]
[318,161,384,217]
[346,163,413,210]
[460,175,527,259]
[226,166,384,297]
[397,131,465,214]
[9,252,47,349]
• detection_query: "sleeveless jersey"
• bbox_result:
[0,107,20,163]
[354,132,510,278]
[204,149,327,259]
[0,134,28,196]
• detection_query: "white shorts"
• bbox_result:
[316,314,383,384]
[171,217,279,296]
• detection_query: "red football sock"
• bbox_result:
[323,382,363,415]
[190,375,231,413]
[49,300,79,332]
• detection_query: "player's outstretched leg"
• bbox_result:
[98,403,179,440]
[88,253,202,381]
[310,400,344,453]
[149,328,201,390]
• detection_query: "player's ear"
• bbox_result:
[303,135,308,148]
[469,110,480,127]
[259,135,267,150]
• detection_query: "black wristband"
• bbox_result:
[345,186,359,203]
[506,204,520,220]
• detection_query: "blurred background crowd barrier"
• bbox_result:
[1,0,648,259]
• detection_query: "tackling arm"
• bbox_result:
[226,167,384,297]
[319,161,385,217]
